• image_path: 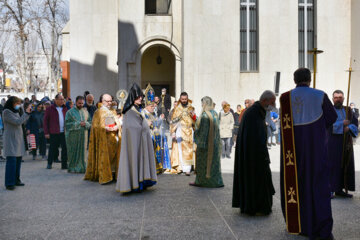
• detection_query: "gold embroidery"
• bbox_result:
[286,150,294,166]
[283,114,291,129]
[293,97,303,114]
[288,187,297,203]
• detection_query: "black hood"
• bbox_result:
[122,83,144,114]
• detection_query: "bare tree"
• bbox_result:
[0,0,33,94]
[33,0,68,97]
[25,32,39,92]
[0,14,18,92]
[0,26,13,92]
[0,0,68,96]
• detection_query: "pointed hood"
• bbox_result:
[122,83,144,114]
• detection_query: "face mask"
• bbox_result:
[112,106,117,110]
[14,105,21,111]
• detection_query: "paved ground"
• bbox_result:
[0,145,359,240]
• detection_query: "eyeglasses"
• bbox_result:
[104,100,112,103]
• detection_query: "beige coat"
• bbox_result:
[219,111,234,138]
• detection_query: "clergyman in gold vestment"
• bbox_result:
[84,94,121,184]
[170,92,196,175]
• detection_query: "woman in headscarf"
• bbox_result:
[26,103,47,160]
[3,96,32,190]
[190,96,224,188]
[116,83,157,193]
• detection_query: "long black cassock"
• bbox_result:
[329,106,358,193]
[232,101,275,215]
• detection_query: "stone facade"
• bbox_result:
[67,0,359,111]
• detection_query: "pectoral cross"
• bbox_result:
[283,114,291,129]
[288,187,297,204]
[286,150,294,166]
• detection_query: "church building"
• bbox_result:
[62,0,360,110]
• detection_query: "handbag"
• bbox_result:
[27,134,37,150]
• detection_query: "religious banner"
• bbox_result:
[280,91,301,234]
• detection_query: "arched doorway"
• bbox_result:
[141,45,175,97]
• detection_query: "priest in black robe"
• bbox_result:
[232,90,276,215]
[158,88,171,120]
[329,90,358,198]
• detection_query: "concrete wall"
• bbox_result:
[69,0,118,100]
[317,0,351,99]
[67,0,356,112]
[183,0,240,111]
[182,0,352,112]
[351,0,360,106]
[239,0,299,108]
[118,0,182,91]
[237,0,351,110]
[61,22,70,62]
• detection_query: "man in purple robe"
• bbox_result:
[329,90,358,198]
[280,68,337,240]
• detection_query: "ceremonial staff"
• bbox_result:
[308,48,323,88]
[116,89,128,112]
[342,58,354,194]
[345,58,353,119]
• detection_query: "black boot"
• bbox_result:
[335,190,353,198]
[15,181,25,186]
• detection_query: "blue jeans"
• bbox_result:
[221,138,232,157]
[5,156,22,187]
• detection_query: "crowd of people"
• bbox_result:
[0,67,359,240]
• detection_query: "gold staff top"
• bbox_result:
[308,48,324,89]
[344,59,355,118]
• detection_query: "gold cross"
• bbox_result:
[308,48,324,89]
[288,187,297,204]
[293,97,303,114]
[286,150,294,166]
[283,114,291,129]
